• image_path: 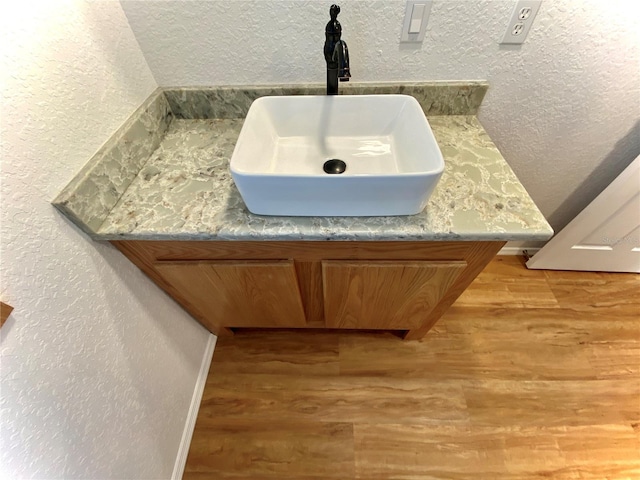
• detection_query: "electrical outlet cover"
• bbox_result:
[501,0,542,45]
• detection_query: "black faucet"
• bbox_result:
[324,4,351,95]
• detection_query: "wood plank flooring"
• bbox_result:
[184,256,640,479]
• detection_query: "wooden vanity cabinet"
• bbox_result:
[154,260,308,329]
[112,240,504,340]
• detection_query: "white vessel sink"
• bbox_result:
[229,95,444,216]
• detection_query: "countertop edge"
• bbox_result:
[97,230,554,243]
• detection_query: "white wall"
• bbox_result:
[0,1,210,478]
[120,0,640,235]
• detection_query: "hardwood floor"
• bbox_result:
[183,256,640,479]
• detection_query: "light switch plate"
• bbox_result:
[401,0,433,43]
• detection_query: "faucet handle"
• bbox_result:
[326,4,342,35]
[330,4,340,21]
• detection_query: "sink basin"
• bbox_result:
[229,94,444,216]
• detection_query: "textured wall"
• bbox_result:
[0,1,210,478]
[120,0,640,237]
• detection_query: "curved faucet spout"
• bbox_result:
[333,40,351,82]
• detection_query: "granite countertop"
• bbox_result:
[53,83,553,242]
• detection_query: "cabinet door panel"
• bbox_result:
[323,261,466,330]
[155,260,307,329]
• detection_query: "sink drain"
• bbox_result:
[323,159,347,174]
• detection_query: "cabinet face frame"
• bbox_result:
[112,240,505,339]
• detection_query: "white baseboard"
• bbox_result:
[172,333,217,480]
[498,246,541,256]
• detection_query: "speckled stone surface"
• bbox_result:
[98,115,553,241]
[53,82,552,242]
[53,88,172,234]
[164,82,488,119]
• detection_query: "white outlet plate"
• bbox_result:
[400,0,433,43]
[501,0,542,45]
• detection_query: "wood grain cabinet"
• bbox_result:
[323,261,466,330]
[113,240,505,340]
[154,260,307,329]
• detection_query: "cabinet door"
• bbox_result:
[322,261,466,330]
[154,260,307,329]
